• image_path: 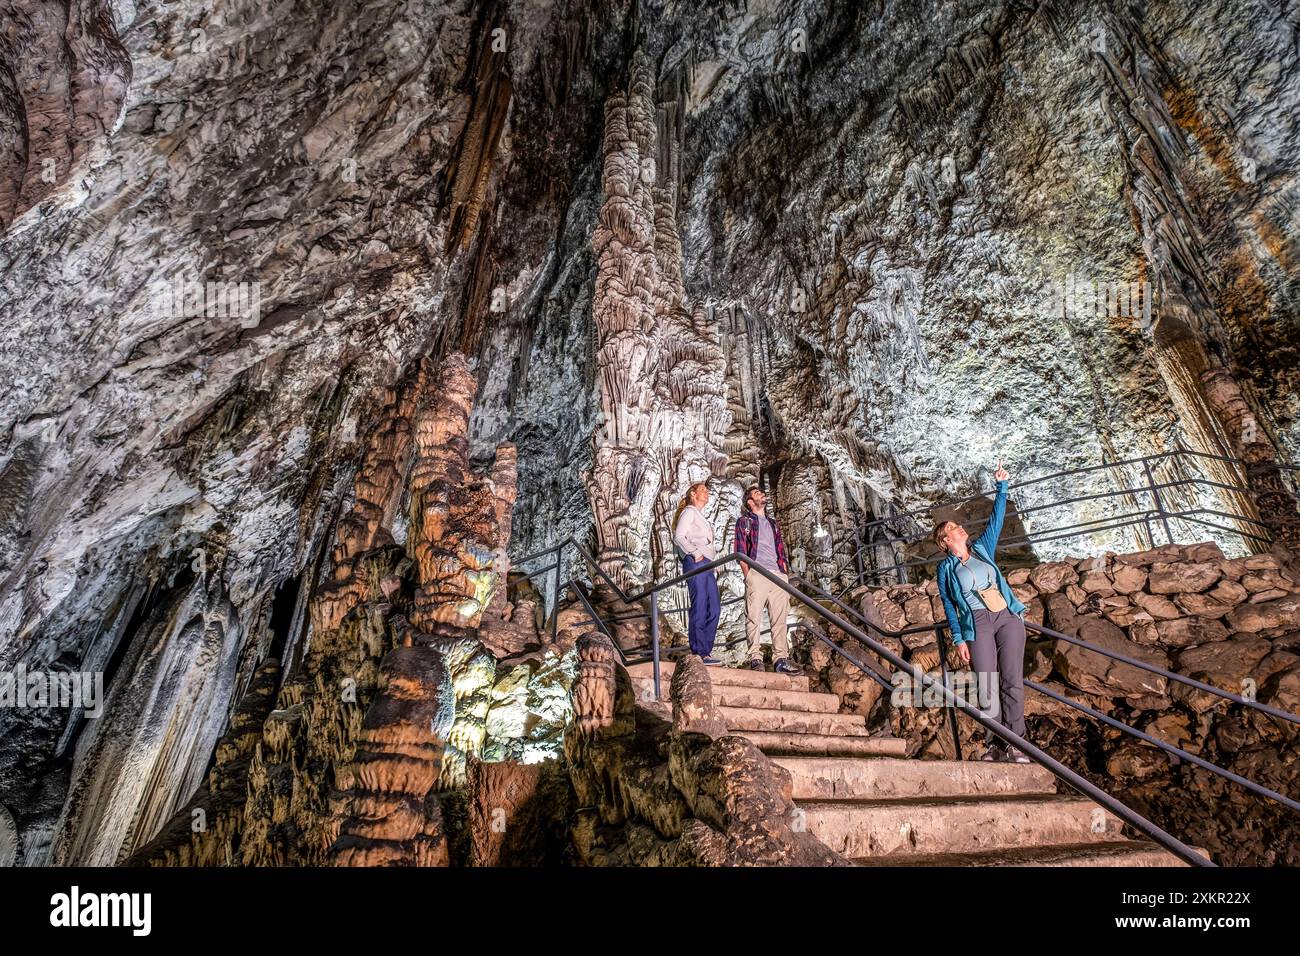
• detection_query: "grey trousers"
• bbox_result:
[969,607,1028,744]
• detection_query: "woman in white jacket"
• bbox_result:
[672,482,721,663]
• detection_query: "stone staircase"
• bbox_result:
[628,660,1191,866]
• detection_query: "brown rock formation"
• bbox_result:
[464,757,568,866]
[125,352,518,867]
[669,654,726,739]
[564,629,846,866]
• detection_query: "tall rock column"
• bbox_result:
[330,353,515,865]
[587,52,732,614]
[587,53,666,594]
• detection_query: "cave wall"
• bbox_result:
[0,0,630,863]
[3,0,1300,864]
[665,0,1300,557]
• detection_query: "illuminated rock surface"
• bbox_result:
[1,0,1299,865]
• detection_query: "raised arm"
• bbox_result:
[975,480,1010,558]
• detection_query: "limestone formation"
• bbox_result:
[669,655,726,739]
[585,49,735,609]
[564,631,847,866]
[104,352,521,867]
[571,631,623,738]
[464,757,568,866]
[4,0,1300,870]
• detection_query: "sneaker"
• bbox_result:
[747,659,766,671]
[1004,745,1032,764]
[700,656,723,666]
[980,743,1005,762]
[774,658,803,676]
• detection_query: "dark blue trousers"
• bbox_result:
[681,554,721,656]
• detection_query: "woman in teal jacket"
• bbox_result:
[934,462,1031,763]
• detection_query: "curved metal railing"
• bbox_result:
[834,447,1300,587]
[795,574,1300,815]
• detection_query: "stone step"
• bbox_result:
[626,661,810,692]
[798,794,1124,858]
[851,840,1193,867]
[629,677,838,713]
[711,685,840,713]
[735,732,909,757]
[771,757,1059,801]
[718,705,866,736]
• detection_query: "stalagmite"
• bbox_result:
[586,49,737,629]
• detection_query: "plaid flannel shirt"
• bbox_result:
[734,508,789,574]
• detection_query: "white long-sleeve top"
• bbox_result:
[673,505,716,560]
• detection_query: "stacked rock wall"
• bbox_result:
[796,542,1300,865]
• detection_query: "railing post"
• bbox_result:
[550,548,560,646]
[892,531,908,586]
[853,522,866,588]
[650,589,662,701]
[1144,458,1173,545]
[936,633,963,760]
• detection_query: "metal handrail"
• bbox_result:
[515,536,1217,864]
[1026,680,1300,813]
[803,564,1300,818]
[834,447,1296,585]
[515,529,1300,859]
[606,553,1214,866]
[838,507,1275,586]
[857,448,1297,530]
[798,570,1300,829]
[518,537,1300,729]
[796,569,1300,730]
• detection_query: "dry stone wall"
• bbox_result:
[796,542,1300,865]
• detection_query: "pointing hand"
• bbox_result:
[994,458,1009,483]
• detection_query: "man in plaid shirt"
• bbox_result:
[734,486,802,675]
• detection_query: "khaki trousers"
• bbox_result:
[745,569,790,660]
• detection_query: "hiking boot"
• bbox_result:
[980,743,1006,762]
[774,658,803,676]
[1004,745,1032,764]
[747,658,766,671]
[700,655,723,666]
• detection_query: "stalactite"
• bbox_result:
[444,2,514,253]
[1092,9,1299,552]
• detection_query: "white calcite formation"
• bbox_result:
[586,50,736,598]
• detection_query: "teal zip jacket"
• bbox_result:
[936,480,1026,645]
